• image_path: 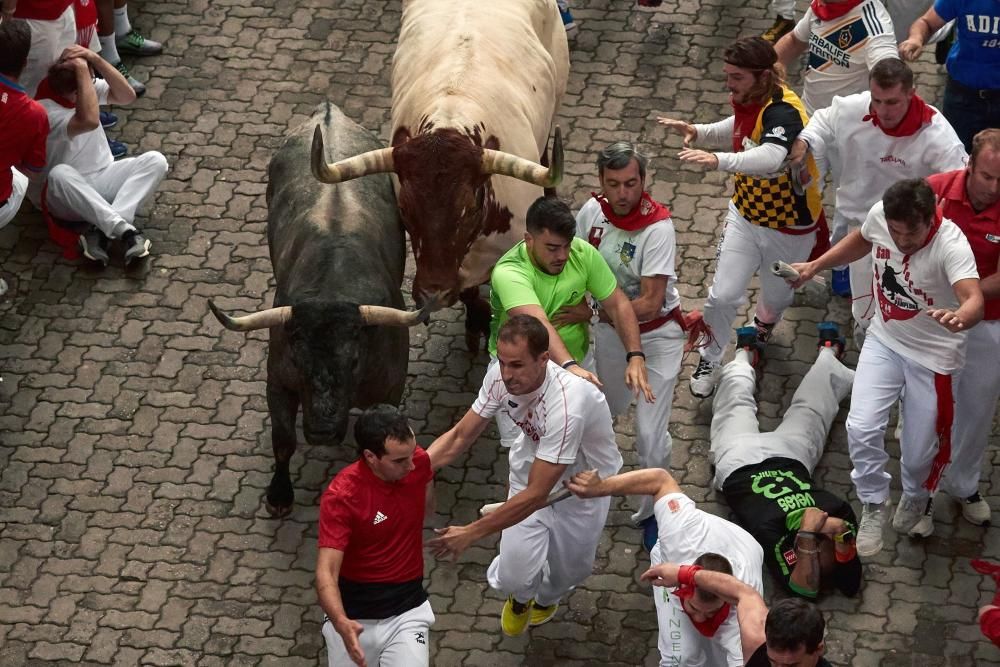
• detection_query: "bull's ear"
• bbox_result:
[391,127,411,147]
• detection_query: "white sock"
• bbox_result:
[99,34,120,64]
[114,5,132,37]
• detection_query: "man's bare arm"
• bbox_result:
[566,468,680,502]
[316,548,366,666]
[426,409,491,471]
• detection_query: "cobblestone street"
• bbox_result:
[0,0,998,665]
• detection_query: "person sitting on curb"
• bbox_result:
[30,44,166,266]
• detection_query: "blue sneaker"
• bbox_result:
[640,516,658,553]
[831,267,851,297]
[100,110,118,129]
[108,139,128,160]
[736,325,765,367]
[557,1,578,36]
[817,321,846,359]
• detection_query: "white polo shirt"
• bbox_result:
[38,79,113,177]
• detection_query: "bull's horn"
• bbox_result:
[209,300,292,332]
[311,125,395,184]
[359,297,438,328]
[481,126,563,188]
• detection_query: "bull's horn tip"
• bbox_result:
[207,300,235,330]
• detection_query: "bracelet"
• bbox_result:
[796,547,820,555]
[626,351,645,362]
[796,531,820,540]
[561,360,579,370]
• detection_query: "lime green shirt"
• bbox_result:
[488,237,618,360]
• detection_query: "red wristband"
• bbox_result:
[678,565,702,587]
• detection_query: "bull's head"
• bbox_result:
[208,299,429,446]
[310,124,563,307]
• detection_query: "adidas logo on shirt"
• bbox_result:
[373,511,387,525]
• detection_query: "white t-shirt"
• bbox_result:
[472,360,622,492]
[792,0,898,113]
[649,493,764,667]
[39,79,113,177]
[862,201,979,374]
[799,91,968,225]
[575,197,681,320]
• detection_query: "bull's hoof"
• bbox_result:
[264,497,294,518]
[265,480,294,518]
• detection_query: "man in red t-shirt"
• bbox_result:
[0,18,49,231]
[926,128,1000,527]
[316,405,442,667]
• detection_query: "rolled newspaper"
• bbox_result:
[479,487,573,516]
[772,261,826,286]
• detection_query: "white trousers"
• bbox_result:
[594,320,684,522]
[21,7,77,98]
[701,206,816,363]
[943,320,1000,498]
[846,334,954,504]
[770,0,795,18]
[45,153,169,239]
[649,543,744,667]
[486,494,610,607]
[0,168,28,229]
[711,349,855,489]
[322,600,434,667]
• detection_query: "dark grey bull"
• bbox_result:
[209,103,428,516]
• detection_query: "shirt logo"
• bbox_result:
[783,549,797,566]
[373,511,387,525]
[508,399,518,408]
[986,234,1000,244]
[668,499,681,513]
[414,631,426,645]
[618,241,636,266]
[764,126,786,141]
[880,155,907,167]
[588,226,604,248]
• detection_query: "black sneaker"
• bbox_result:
[816,321,846,359]
[122,230,151,266]
[762,15,795,43]
[753,317,775,345]
[79,227,110,266]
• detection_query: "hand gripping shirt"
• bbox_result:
[862,200,980,374]
[730,86,825,232]
[927,169,1000,320]
[792,0,898,112]
[721,457,862,598]
[472,360,622,493]
[488,237,618,360]
[575,197,681,320]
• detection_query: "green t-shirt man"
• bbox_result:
[488,237,618,360]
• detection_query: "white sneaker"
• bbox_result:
[908,497,935,538]
[856,501,888,557]
[960,492,991,526]
[892,494,925,533]
[689,359,720,398]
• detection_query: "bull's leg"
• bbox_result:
[459,286,491,353]
[265,383,299,517]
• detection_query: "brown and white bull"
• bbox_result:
[311,0,569,349]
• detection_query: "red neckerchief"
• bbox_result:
[672,585,731,637]
[35,77,75,109]
[906,207,943,258]
[592,192,671,232]
[810,0,863,21]
[731,98,765,152]
[863,94,935,137]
